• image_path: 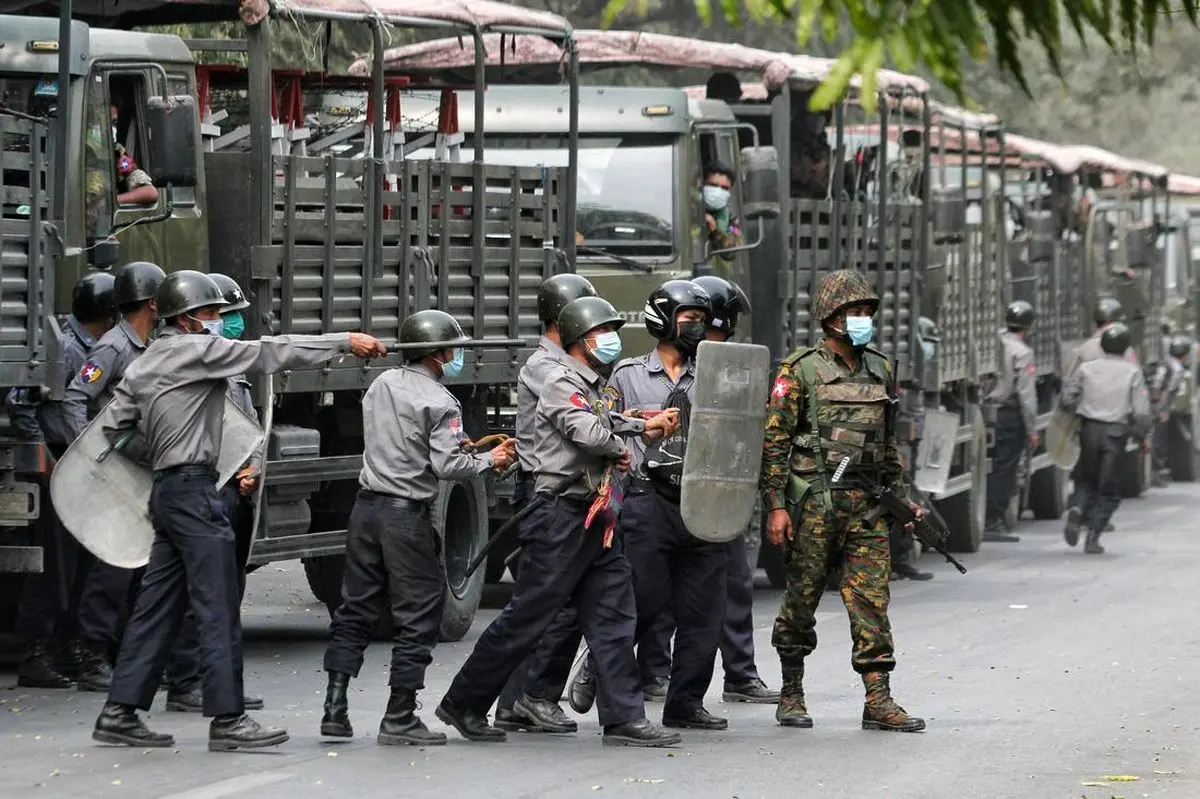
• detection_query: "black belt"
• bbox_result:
[153,464,217,482]
[357,488,431,513]
[534,491,591,510]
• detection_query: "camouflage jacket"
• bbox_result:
[760,340,908,512]
[693,216,741,266]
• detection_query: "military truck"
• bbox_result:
[1158,175,1200,480]
[0,0,578,641]
[375,30,934,585]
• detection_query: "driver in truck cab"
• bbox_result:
[110,104,158,207]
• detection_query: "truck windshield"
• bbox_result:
[406,135,676,257]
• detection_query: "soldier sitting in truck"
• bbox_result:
[698,162,741,262]
[110,104,157,207]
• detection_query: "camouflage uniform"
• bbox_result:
[692,216,742,274]
[760,269,924,733]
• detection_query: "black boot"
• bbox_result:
[55,639,85,680]
[378,689,447,746]
[435,697,507,743]
[602,717,682,747]
[208,714,289,752]
[18,640,74,689]
[1084,530,1105,555]
[75,644,113,693]
[92,701,174,747]
[320,672,353,738]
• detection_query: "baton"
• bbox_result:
[96,430,135,463]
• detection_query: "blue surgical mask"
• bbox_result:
[588,331,623,365]
[189,314,223,337]
[921,340,935,363]
[221,311,245,340]
[702,185,730,211]
[845,316,874,347]
[440,348,464,379]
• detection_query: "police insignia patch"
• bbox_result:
[1027,363,1036,376]
[80,361,103,384]
[449,415,466,442]
[570,393,591,411]
[771,377,791,399]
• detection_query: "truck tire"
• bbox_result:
[1169,415,1197,482]
[940,420,987,553]
[1027,465,1068,519]
[436,477,488,643]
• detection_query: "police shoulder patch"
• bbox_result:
[79,360,104,384]
[570,392,592,411]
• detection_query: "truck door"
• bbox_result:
[694,129,753,337]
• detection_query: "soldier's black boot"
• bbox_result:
[92,701,174,747]
[208,714,289,752]
[378,689,447,746]
[17,640,75,689]
[435,697,507,743]
[1084,530,1105,555]
[75,643,114,693]
[861,672,925,732]
[775,661,812,728]
[320,671,353,738]
[55,639,85,680]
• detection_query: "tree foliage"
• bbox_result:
[602,0,1200,110]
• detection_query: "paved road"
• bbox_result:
[3,484,1199,799]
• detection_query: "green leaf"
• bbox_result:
[859,37,885,108]
[809,39,868,111]
[887,29,918,71]
[795,0,822,44]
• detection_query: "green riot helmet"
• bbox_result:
[113,261,166,308]
[1100,322,1132,355]
[399,309,468,361]
[811,269,879,323]
[1094,296,1125,326]
[207,273,251,312]
[1005,300,1035,331]
[558,296,625,348]
[72,272,117,325]
[537,274,597,327]
[155,271,227,320]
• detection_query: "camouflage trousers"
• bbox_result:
[771,487,895,674]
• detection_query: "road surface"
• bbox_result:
[2,483,1199,798]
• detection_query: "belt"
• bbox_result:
[153,464,217,482]
[357,488,431,513]
[534,491,591,510]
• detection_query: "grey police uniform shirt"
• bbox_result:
[532,356,630,499]
[1068,325,1140,377]
[985,329,1037,433]
[607,349,695,479]
[359,363,494,504]
[6,315,98,446]
[63,318,148,440]
[1061,354,1152,433]
[103,328,353,472]
[1155,358,1186,416]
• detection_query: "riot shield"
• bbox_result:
[913,408,960,496]
[1045,408,1081,470]
[249,374,274,559]
[51,398,266,569]
[680,340,771,543]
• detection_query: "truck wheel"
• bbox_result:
[940,421,987,553]
[759,542,786,589]
[1027,466,1068,519]
[437,477,488,643]
[303,555,392,641]
[1169,416,1197,482]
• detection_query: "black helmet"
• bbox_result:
[1005,300,1035,331]
[72,272,117,324]
[693,275,750,337]
[113,261,166,308]
[1100,322,1132,355]
[399,310,468,360]
[918,316,940,343]
[537,274,597,327]
[1094,297,1125,326]
[1169,335,1193,359]
[156,270,227,320]
[558,296,625,348]
[643,280,712,340]
[208,273,250,313]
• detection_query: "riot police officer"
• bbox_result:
[62,261,165,670]
[1059,323,1151,554]
[321,310,513,746]
[494,273,597,734]
[93,271,386,752]
[7,272,118,690]
[1149,336,1190,485]
[983,301,1038,543]
[437,296,681,748]
[760,269,925,733]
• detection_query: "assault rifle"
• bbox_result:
[866,487,968,575]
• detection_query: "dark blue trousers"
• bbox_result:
[107,468,245,717]
[1076,419,1128,534]
[322,490,445,690]
[444,497,643,727]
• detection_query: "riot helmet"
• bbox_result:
[558,296,624,349]
[536,274,597,328]
[1100,322,1132,355]
[399,310,468,361]
[156,271,227,320]
[72,272,117,325]
[811,269,880,323]
[693,275,750,338]
[113,261,166,309]
[1168,335,1193,359]
[643,279,711,338]
[1005,300,1035,331]
[1094,297,1125,326]
[208,273,251,313]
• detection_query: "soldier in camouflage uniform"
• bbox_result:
[761,269,926,733]
[693,162,741,273]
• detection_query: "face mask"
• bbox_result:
[587,331,623,365]
[702,185,730,211]
[921,340,936,363]
[845,316,874,347]
[220,311,245,340]
[675,320,706,356]
[187,314,223,337]
[440,348,465,379]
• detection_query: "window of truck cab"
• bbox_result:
[84,69,159,238]
[405,134,677,260]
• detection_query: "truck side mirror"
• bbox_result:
[1126,220,1153,269]
[739,146,780,221]
[932,186,966,244]
[1027,210,1056,262]
[144,95,198,188]
[88,237,120,268]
